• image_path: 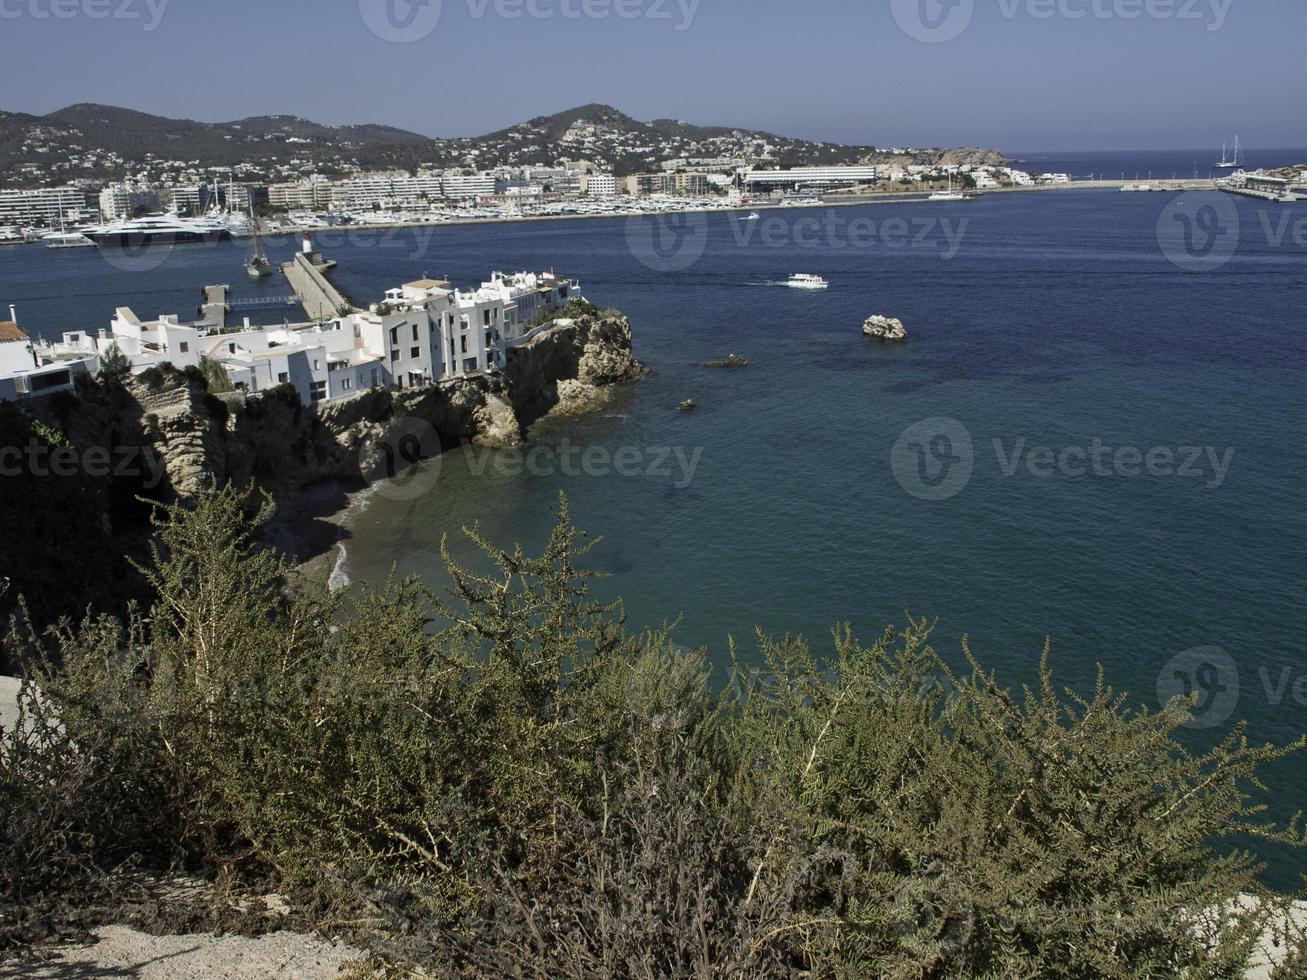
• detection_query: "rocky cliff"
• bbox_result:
[25,307,642,505]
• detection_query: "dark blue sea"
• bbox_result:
[4,186,1306,886]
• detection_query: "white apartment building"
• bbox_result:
[98,183,161,221]
[744,166,878,192]
[269,177,335,212]
[332,175,444,211]
[440,174,496,200]
[586,174,618,197]
[0,186,91,227]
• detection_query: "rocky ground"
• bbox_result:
[0,927,366,979]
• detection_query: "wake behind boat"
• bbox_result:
[81,212,233,247]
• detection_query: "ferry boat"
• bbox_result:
[81,212,233,247]
[787,274,829,290]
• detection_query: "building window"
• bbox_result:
[179,342,190,353]
[390,326,398,345]
[313,359,320,370]
[412,323,418,341]
[390,349,399,361]
[411,347,420,359]
[460,336,467,354]
[278,372,289,383]
[310,381,327,402]
[342,378,352,391]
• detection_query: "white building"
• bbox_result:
[586,174,618,197]
[440,174,497,200]
[99,183,160,221]
[17,270,582,407]
[0,314,97,402]
[269,177,335,212]
[743,166,878,192]
[0,186,91,227]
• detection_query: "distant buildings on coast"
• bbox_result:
[1,158,1062,232]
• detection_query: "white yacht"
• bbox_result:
[742,211,761,221]
[787,274,829,290]
[42,231,95,249]
[81,212,233,247]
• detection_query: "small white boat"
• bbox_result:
[787,274,828,290]
[742,211,761,221]
[42,231,95,249]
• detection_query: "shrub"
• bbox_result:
[2,489,1304,975]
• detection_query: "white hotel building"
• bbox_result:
[744,165,878,192]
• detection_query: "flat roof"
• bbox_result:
[403,278,451,289]
[0,321,28,343]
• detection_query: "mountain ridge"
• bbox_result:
[0,102,1006,187]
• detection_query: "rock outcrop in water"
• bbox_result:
[23,308,641,505]
[863,315,908,342]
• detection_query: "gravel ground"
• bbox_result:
[0,927,365,979]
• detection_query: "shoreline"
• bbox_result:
[254,180,1212,239]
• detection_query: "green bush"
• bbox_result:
[2,487,1305,975]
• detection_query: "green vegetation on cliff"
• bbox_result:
[2,486,1305,976]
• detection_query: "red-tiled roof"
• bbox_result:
[0,322,29,343]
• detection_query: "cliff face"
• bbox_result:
[27,309,641,504]
[506,308,643,427]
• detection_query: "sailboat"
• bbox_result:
[1216,136,1244,170]
[42,206,95,249]
[929,172,969,201]
[244,206,273,278]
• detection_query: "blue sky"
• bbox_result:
[1,0,1302,152]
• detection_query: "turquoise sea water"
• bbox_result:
[3,188,1306,884]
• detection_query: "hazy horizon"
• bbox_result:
[2,0,1304,153]
[3,98,1305,158]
